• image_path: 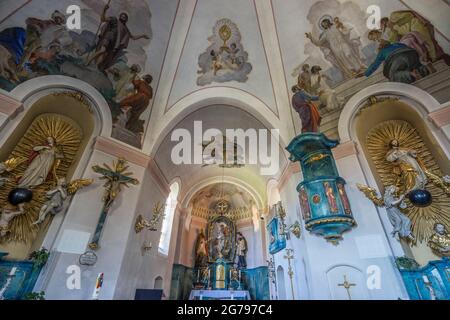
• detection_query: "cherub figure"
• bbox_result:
[33,177,93,225]
[0,203,25,238]
[0,157,25,188]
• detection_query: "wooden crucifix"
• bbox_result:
[338,275,356,300]
[89,158,139,250]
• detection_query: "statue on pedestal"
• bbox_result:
[236,232,247,269]
[428,223,450,257]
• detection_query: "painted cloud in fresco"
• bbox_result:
[197,18,252,86]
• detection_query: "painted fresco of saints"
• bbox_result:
[87,4,150,72]
[306,16,366,79]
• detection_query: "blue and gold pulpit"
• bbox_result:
[286,133,356,244]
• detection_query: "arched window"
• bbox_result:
[158,182,179,255]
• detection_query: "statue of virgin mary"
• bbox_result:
[18,137,64,188]
[385,139,428,193]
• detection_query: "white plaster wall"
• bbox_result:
[276,160,409,300]
[113,167,169,299]
[40,150,145,300]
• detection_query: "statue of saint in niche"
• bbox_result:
[18,137,64,188]
[386,139,427,193]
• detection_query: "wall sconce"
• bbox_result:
[135,202,165,234]
[277,203,301,239]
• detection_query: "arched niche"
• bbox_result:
[355,99,450,188]
[0,87,102,260]
[351,93,450,265]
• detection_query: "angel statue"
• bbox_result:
[0,203,25,238]
[428,223,450,257]
[0,157,25,188]
[358,184,414,241]
[32,176,93,225]
[18,137,64,189]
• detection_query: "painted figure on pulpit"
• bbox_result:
[299,188,311,220]
[324,182,338,213]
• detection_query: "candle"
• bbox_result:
[92,273,104,300]
[9,267,17,276]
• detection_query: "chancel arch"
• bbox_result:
[143,88,292,156]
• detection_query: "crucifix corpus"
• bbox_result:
[338,275,356,300]
[89,158,139,250]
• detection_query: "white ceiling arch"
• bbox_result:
[143,86,291,155]
[181,175,264,210]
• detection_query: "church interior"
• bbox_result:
[0,0,449,301]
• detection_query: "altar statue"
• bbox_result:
[0,203,25,238]
[18,137,64,188]
[383,185,414,241]
[194,229,208,268]
[386,139,427,193]
[428,223,450,257]
[236,232,247,269]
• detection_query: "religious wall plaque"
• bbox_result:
[79,251,98,266]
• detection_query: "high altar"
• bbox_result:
[189,200,250,300]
